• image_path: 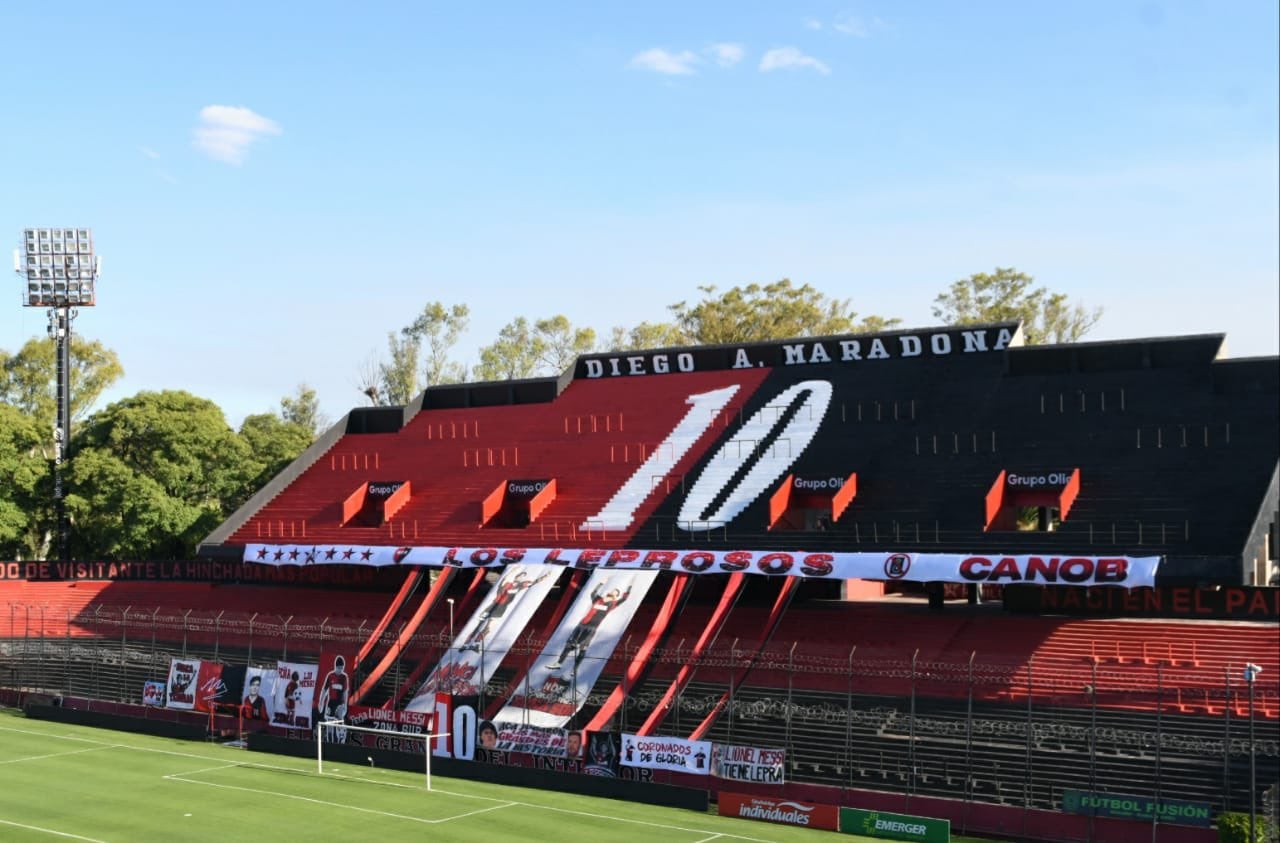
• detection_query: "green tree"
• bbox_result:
[670,280,898,345]
[932,267,1102,345]
[533,315,595,373]
[402,301,471,386]
[0,405,48,560]
[607,321,689,352]
[279,383,327,435]
[0,335,124,431]
[68,391,259,558]
[377,332,421,406]
[238,412,314,492]
[474,317,543,381]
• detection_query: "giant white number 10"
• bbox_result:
[579,380,833,533]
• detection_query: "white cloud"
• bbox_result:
[139,146,160,160]
[629,48,700,75]
[832,13,870,37]
[192,105,282,165]
[706,42,745,67]
[803,17,823,30]
[759,47,831,75]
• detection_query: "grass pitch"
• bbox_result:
[0,708,985,842]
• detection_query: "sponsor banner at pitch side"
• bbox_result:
[243,544,1159,588]
[1062,789,1213,828]
[718,793,840,831]
[712,743,786,784]
[840,807,951,842]
[621,733,712,775]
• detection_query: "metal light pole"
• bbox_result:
[1245,663,1263,843]
[446,598,455,695]
[14,228,99,563]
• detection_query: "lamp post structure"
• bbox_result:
[446,598,455,694]
[1244,663,1262,843]
[14,228,99,563]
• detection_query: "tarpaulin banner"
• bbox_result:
[622,733,712,775]
[487,721,569,757]
[241,667,275,724]
[165,658,199,710]
[405,564,560,710]
[315,648,355,742]
[339,705,432,753]
[242,544,1160,588]
[494,569,657,729]
[193,661,228,713]
[839,807,951,842]
[711,743,786,784]
[142,681,166,707]
[718,792,840,831]
[272,661,317,729]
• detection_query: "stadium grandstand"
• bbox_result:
[3,320,1277,842]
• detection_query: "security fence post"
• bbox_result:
[784,641,796,765]
[64,610,73,698]
[247,612,258,666]
[908,647,918,812]
[119,606,130,703]
[213,609,224,664]
[844,646,857,796]
[1153,662,1163,843]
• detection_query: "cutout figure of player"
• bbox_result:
[317,655,350,742]
[283,671,301,725]
[460,570,549,652]
[547,582,632,671]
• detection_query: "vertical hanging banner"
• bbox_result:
[315,648,355,742]
[272,661,317,729]
[622,733,712,775]
[193,661,229,714]
[165,658,200,710]
[241,667,275,724]
[405,564,560,711]
[494,569,657,733]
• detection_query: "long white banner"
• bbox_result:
[494,569,657,730]
[712,743,787,784]
[405,564,561,712]
[243,543,1159,588]
[622,733,713,775]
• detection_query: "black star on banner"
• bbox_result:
[288,549,300,561]
[360,549,374,560]
[256,548,268,559]
[273,549,284,561]
[341,548,355,559]
[324,548,337,560]
[304,551,316,564]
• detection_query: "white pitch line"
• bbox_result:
[1,722,779,842]
[433,801,517,823]
[0,818,109,842]
[163,762,242,778]
[693,835,725,843]
[0,745,115,765]
[165,774,438,825]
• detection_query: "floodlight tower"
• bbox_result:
[14,228,99,563]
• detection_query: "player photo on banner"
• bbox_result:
[315,648,354,742]
[711,743,787,784]
[271,660,317,729]
[583,730,621,777]
[494,569,657,728]
[622,733,712,775]
[142,680,166,707]
[240,667,275,724]
[405,564,560,710]
[165,657,200,710]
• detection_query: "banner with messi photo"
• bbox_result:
[494,569,657,730]
[272,660,317,729]
[405,564,560,711]
[241,667,276,724]
[142,680,166,707]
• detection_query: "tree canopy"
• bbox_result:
[0,335,124,432]
[668,280,898,345]
[932,267,1102,345]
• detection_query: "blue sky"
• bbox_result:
[2,1,1276,427]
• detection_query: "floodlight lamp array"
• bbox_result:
[16,228,97,307]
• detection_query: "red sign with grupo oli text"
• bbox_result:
[717,792,840,830]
